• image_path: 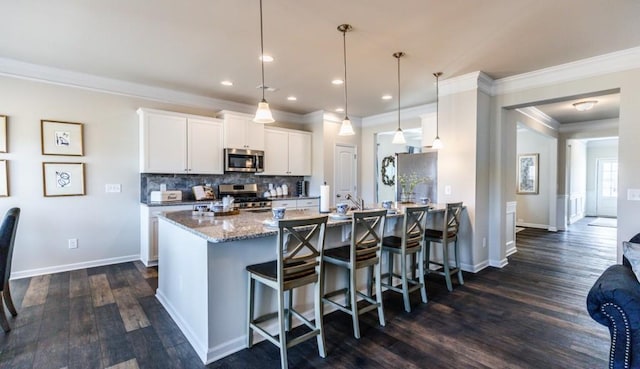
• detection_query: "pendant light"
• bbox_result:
[337,24,355,136]
[392,52,406,144]
[253,0,274,123]
[432,72,443,149]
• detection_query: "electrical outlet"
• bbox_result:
[628,189,640,201]
[68,238,78,249]
[105,184,121,193]
[445,185,452,195]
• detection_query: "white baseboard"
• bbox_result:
[461,260,490,273]
[516,222,549,230]
[489,258,509,268]
[506,246,518,257]
[10,254,141,280]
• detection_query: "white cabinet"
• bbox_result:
[263,127,312,176]
[138,108,224,174]
[271,199,297,209]
[271,198,319,211]
[140,204,193,266]
[218,110,264,150]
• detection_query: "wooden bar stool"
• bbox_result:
[322,209,387,339]
[0,208,20,333]
[424,202,464,292]
[381,205,429,313]
[246,215,328,369]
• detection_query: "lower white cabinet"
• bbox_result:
[140,204,193,266]
[271,198,319,211]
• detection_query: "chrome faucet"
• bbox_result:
[344,193,365,211]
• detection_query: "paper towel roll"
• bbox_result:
[320,184,330,213]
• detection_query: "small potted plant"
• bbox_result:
[397,173,431,203]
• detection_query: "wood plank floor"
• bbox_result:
[0,217,616,368]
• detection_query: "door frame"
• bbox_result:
[333,143,358,207]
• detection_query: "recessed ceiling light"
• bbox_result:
[287,96,297,101]
[335,107,345,112]
[382,94,392,100]
[332,79,344,85]
[259,55,274,62]
[573,100,598,111]
[221,80,233,86]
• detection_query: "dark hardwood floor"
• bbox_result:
[0,217,616,368]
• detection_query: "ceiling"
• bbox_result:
[534,93,620,124]
[1,0,639,118]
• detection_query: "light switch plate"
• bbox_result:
[445,185,452,195]
[105,184,121,193]
[628,189,640,201]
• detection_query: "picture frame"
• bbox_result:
[517,153,539,194]
[43,162,85,197]
[41,120,84,156]
[0,115,6,153]
[0,160,7,197]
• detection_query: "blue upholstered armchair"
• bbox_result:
[588,244,640,369]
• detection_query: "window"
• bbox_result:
[601,161,618,198]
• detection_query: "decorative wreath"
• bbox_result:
[381,155,395,186]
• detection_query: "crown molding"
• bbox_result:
[439,71,494,97]
[0,56,308,123]
[493,46,640,96]
[362,103,435,127]
[558,118,618,133]
[515,107,559,131]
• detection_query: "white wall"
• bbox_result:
[585,138,618,215]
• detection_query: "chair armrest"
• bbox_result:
[588,265,640,326]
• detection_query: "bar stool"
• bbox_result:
[424,202,464,292]
[0,208,20,332]
[381,205,429,313]
[322,209,387,339]
[246,215,328,369]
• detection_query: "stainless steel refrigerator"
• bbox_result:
[396,152,438,202]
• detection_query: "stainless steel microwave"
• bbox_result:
[224,148,264,173]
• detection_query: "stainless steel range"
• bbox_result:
[218,183,272,211]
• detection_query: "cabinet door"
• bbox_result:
[223,115,248,149]
[271,199,296,209]
[297,198,319,210]
[288,131,312,175]
[188,118,224,174]
[245,120,265,150]
[263,129,289,175]
[141,111,187,173]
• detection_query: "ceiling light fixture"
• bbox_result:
[382,94,392,100]
[332,79,344,85]
[221,80,233,86]
[287,96,297,101]
[259,55,274,62]
[392,52,406,144]
[253,0,274,124]
[335,108,345,112]
[337,24,355,136]
[573,100,598,111]
[432,72,443,149]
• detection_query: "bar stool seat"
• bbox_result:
[424,202,464,292]
[322,209,387,339]
[381,205,429,313]
[246,215,328,369]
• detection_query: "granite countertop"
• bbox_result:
[143,195,320,207]
[158,203,445,244]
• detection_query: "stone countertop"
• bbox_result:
[158,204,446,244]
[143,196,320,207]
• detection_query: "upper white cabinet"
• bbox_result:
[218,110,264,150]
[263,127,312,176]
[138,108,224,174]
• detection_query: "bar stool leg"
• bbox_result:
[286,290,293,331]
[277,290,288,369]
[374,263,385,327]
[425,240,432,274]
[315,275,327,358]
[246,276,255,348]
[387,252,394,288]
[418,248,427,303]
[401,254,411,313]
[350,268,360,339]
[454,240,464,285]
[3,283,17,316]
[443,241,453,292]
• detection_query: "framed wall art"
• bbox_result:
[0,115,7,153]
[517,153,539,194]
[41,120,84,156]
[0,160,7,197]
[43,162,85,197]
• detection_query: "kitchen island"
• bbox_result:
[156,205,452,364]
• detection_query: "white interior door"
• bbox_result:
[334,144,357,206]
[596,158,618,217]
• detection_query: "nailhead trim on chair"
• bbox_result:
[601,302,630,369]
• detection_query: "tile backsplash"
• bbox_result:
[140,173,303,203]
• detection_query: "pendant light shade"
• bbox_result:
[253,0,274,123]
[391,52,406,145]
[432,72,443,149]
[337,24,355,136]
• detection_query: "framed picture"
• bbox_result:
[43,162,85,197]
[517,153,539,194]
[0,160,7,197]
[41,120,84,156]
[0,115,6,153]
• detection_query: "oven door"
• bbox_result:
[224,148,264,172]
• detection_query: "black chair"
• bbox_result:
[0,208,20,332]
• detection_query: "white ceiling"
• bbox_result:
[534,92,620,124]
[1,0,639,118]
